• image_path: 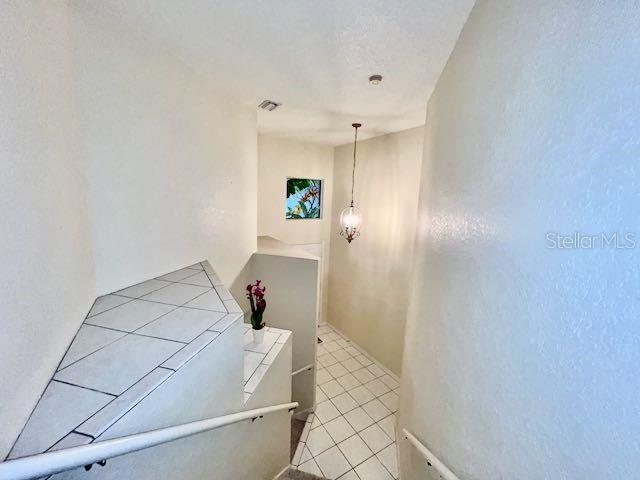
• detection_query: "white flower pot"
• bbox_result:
[252,328,265,345]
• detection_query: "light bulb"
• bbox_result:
[340,205,362,243]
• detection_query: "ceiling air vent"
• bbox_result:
[258,99,281,111]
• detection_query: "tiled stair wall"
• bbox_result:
[7,261,293,480]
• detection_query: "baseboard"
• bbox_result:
[272,464,291,480]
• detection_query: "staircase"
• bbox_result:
[5,261,299,480]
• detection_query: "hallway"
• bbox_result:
[293,324,399,480]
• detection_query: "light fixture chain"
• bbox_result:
[351,124,358,205]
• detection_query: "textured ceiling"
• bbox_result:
[77,0,474,145]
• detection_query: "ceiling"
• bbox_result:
[79,0,474,146]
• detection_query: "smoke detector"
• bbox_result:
[258,100,281,111]
[369,74,383,85]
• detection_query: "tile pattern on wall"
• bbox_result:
[8,261,244,460]
[292,324,399,480]
[243,323,292,402]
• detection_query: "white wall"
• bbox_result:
[73,7,258,294]
[258,136,333,246]
[0,2,96,459]
[258,136,333,322]
[400,1,640,479]
[328,127,424,375]
[0,3,259,458]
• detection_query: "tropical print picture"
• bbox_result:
[286,178,322,219]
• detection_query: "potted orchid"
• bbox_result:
[246,280,267,344]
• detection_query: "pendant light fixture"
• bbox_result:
[339,123,363,243]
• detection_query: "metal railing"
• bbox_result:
[402,428,460,480]
[0,402,298,480]
[291,364,313,376]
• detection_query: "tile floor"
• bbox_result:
[292,324,400,480]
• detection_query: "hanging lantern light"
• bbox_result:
[340,123,363,243]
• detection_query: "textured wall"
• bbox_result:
[0,2,96,459]
[400,1,640,479]
[328,127,424,375]
[258,136,333,322]
[72,6,258,294]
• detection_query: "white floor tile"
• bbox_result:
[311,414,323,429]
[336,373,361,390]
[324,342,341,353]
[341,358,362,373]
[306,425,335,456]
[9,382,112,458]
[315,446,352,479]
[136,307,224,343]
[349,385,376,405]
[316,386,328,403]
[292,441,305,466]
[338,433,374,468]
[359,424,392,453]
[300,445,313,464]
[367,364,385,378]
[332,392,358,414]
[318,352,339,367]
[355,456,394,480]
[314,400,341,424]
[344,407,375,432]
[323,416,356,443]
[332,349,351,361]
[378,391,398,412]
[317,368,333,385]
[184,289,226,312]
[85,300,175,332]
[298,323,398,480]
[87,295,131,317]
[321,379,346,398]
[55,334,182,395]
[344,346,360,357]
[377,415,396,440]
[142,283,210,306]
[352,368,376,384]
[327,363,349,378]
[362,399,392,422]
[114,279,171,299]
[58,325,126,369]
[355,354,373,367]
[298,459,323,477]
[365,379,391,397]
[337,471,360,480]
[376,444,399,478]
[379,374,400,390]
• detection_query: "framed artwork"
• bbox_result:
[286,178,322,219]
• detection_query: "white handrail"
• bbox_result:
[0,402,298,480]
[402,428,460,480]
[291,364,314,376]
